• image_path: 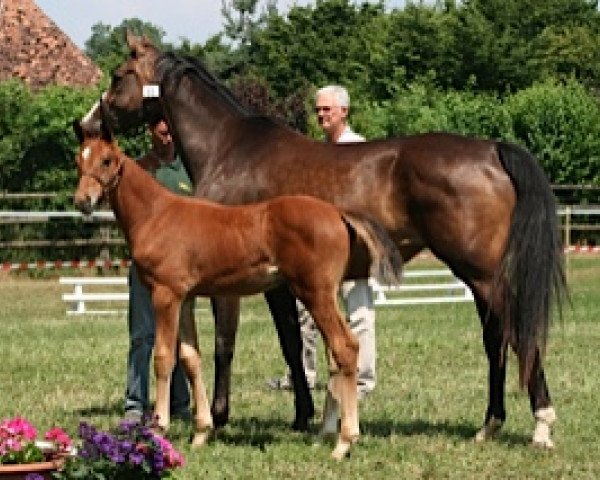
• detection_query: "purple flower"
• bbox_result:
[73,417,184,477]
[25,474,45,480]
[128,450,145,466]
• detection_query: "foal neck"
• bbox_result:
[109,157,168,237]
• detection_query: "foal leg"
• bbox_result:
[321,348,341,438]
[210,296,240,428]
[178,297,214,446]
[526,348,556,448]
[152,286,181,432]
[305,294,359,460]
[265,283,315,431]
[473,298,507,442]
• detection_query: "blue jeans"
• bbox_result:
[125,263,190,414]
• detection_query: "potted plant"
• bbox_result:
[56,416,184,479]
[0,416,73,480]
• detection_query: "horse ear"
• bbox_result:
[125,29,140,50]
[100,119,114,143]
[73,120,84,144]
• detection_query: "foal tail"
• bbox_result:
[341,213,403,286]
[496,141,567,387]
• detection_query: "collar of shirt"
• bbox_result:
[335,126,366,144]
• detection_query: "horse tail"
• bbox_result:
[496,141,567,387]
[341,213,403,286]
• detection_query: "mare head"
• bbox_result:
[85,32,246,138]
[93,31,162,133]
[72,120,123,215]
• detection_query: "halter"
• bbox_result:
[81,158,123,197]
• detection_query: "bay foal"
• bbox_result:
[72,123,401,459]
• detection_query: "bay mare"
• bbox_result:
[80,33,566,448]
[72,122,402,459]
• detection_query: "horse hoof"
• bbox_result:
[474,417,503,443]
[292,418,310,432]
[211,409,229,429]
[532,438,554,449]
[331,439,352,460]
[191,429,213,447]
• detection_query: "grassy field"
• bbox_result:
[1,256,599,479]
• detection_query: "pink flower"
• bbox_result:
[5,437,23,452]
[44,427,72,451]
[1,417,37,441]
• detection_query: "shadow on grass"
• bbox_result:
[361,417,531,447]
[74,400,124,417]
[210,416,294,449]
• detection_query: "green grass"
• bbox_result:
[1,256,600,479]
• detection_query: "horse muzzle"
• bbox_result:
[74,178,102,216]
[74,193,96,216]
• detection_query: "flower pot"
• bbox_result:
[0,457,64,480]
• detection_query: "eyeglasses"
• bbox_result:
[314,106,333,114]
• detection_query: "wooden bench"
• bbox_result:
[370,269,473,306]
[60,277,128,315]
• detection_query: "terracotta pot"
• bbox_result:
[0,458,64,480]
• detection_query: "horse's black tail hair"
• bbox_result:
[496,141,567,387]
[341,213,403,286]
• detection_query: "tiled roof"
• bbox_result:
[0,0,102,89]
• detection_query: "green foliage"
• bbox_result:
[248,0,388,97]
[0,81,100,194]
[507,78,600,186]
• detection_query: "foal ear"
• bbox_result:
[72,120,84,145]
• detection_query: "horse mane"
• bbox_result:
[156,52,250,117]
[155,52,291,134]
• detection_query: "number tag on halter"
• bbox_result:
[142,85,160,98]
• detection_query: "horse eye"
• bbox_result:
[102,157,111,168]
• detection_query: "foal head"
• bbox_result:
[73,121,123,215]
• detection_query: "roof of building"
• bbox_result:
[0,0,103,89]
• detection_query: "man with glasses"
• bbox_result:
[268,85,376,401]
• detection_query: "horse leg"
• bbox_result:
[210,296,240,428]
[321,348,340,437]
[264,283,315,431]
[151,286,180,432]
[304,293,359,460]
[526,347,556,448]
[178,297,214,446]
[473,296,507,442]
[473,292,556,447]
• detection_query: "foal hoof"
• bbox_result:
[532,437,554,449]
[331,437,355,461]
[191,428,214,447]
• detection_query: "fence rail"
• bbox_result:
[2,207,599,250]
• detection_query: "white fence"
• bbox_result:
[370,269,473,306]
[60,276,128,315]
[60,269,473,315]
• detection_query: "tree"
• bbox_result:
[449,0,600,91]
[247,0,388,97]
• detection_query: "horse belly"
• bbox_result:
[192,264,283,297]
